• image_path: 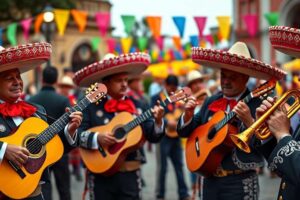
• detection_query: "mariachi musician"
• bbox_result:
[177,41,286,200]
[74,53,165,200]
[254,25,300,200]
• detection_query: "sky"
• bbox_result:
[109,0,233,43]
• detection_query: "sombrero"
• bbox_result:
[73,52,151,87]
[192,41,286,80]
[58,76,75,88]
[269,26,300,57]
[186,70,210,85]
[0,42,51,73]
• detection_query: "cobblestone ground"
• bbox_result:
[53,148,280,200]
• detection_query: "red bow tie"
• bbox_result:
[208,98,237,112]
[0,101,37,118]
[104,98,137,114]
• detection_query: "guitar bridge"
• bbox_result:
[195,137,200,157]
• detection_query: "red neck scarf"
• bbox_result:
[0,101,37,118]
[104,98,137,114]
[208,98,237,112]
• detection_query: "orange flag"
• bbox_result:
[34,14,44,33]
[71,10,88,33]
[54,9,70,36]
[172,36,181,51]
[146,16,161,39]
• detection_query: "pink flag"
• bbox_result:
[194,16,207,37]
[21,18,33,41]
[106,38,116,53]
[243,14,258,37]
[95,12,111,37]
[155,36,164,51]
[204,34,214,45]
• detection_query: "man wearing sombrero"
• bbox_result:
[254,25,300,200]
[74,52,165,200]
[177,41,286,200]
[0,43,83,199]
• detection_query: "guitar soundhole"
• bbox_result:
[207,127,217,140]
[114,127,126,140]
[26,138,43,155]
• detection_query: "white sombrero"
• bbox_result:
[73,52,151,87]
[58,76,75,88]
[0,42,51,73]
[192,41,286,80]
[186,70,210,85]
[269,26,300,58]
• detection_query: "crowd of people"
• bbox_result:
[0,25,299,200]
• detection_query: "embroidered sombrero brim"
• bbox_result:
[192,47,286,80]
[73,52,151,87]
[269,26,300,58]
[0,42,51,73]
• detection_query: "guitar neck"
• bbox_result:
[123,98,170,132]
[36,97,91,145]
[215,93,252,131]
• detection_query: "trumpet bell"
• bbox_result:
[230,133,251,153]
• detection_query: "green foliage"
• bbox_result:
[0,0,76,21]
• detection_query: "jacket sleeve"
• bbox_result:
[268,136,300,185]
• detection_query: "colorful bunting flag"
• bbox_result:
[243,14,258,37]
[189,35,199,47]
[91,37,101,52]
[121,37,133,54]
[217,16,231,41]
[7,23,17,45]
[21,18,32,41]
[71,10,88,32]
[121,15,136,36]
[54,9,70,36]
[264,12,279,26]
[95,12,111,37]
[0,28,3,46]
[137,37,148,52]
[106,38,116,53]
[172,36,182,51]
[146,16,161,39]
[172,16,186,38]
[155,36,164,51]
[34,14,44,33]
[194,16,207,37]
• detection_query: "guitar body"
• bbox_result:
[80,112,143,175]
[185,111,235,177]
[0,117,63,199]
[165,109,182,138]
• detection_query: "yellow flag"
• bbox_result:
[71,10,88,33]
[121,37,133,54]
[54,9,70,36]
[217,16,231,41]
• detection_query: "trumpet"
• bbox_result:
[230,89,300,153]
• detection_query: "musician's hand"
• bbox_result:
[183,96,197,123]
[66,108,83,138]
[97,133,117,147]
[167,119,177,130]
[233,101,254,128]
[4,144,29,167]
[152,100,164,127]
[267,106,290,141]
[255,96,275,119]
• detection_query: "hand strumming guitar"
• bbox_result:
[97,133,118,147]
[4,144,29,167]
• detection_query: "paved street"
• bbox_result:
[53,147,280,200]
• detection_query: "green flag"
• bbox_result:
[7,23,17,45]
[121,15,136,36]
[264,12,279,26]
[137,37,148,52]
[91,37,101,52]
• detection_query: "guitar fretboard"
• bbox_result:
[34,97,91,146]
[214,94,252,132]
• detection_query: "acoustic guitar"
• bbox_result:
[80,87,191,175]
[0,83,107,199]
[185,79,276,177]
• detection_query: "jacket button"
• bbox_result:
[281,182,286,190]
